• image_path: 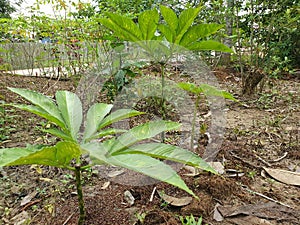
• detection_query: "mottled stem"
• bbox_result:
[75,166,85,225]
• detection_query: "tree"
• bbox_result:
[0,0,22,18]
[221,0,234,65]
[0,0,15,18]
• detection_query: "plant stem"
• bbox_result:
[191,95,200,150]
[160,62,166,142]
[75,166,85,225]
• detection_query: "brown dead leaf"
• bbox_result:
[213,203,224,222]
[101,181,110,190]
[263,167,300,186]
[11,211,31,225]
[218,202,299,222]
[228,215,275,225]
[20,191,38,206]
[158,191,192,206]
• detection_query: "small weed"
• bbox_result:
[179,214,206,225]
[257,94,273,109]
[266,115,285,127]
[135,212,146,224]
[0,103,18,142]
[60,174,74,184]
[31,205,38,211]
[233,127,248,136]
[247,171,257,179]
[160,200,170,209]
[36,187,47,196]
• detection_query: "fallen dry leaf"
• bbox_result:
[124,190,135,206]
[213,203,223,222]
[158,191,192,206]
[20,191,38,206]
[228,215,275,225]
[218,202,299,222]
[208,162,225,174]
[183,162,224,177]
[263,167,300,186]
[11,211,30,225]
[101,181,110,190]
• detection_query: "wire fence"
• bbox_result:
[0,41,105,78]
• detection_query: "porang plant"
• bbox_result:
[99,5,233,92]
[99,5,233,138]
[0,88,216,225]
[178,82,237,150]
[99,5,233,52]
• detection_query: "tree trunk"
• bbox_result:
[221,0,234,65]
[242,70,265,95]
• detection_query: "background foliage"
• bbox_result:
[0,0,299,86]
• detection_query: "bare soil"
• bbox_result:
[0,69,299,225]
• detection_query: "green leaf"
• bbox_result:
[110,120,180,154]
[177,82,203,95]
[98,109,144,130]
[87,128,126,142]
[188,40,233,53]
[159,5,178,37]
[0,142,82,169]
[8,104,67,131]
[180,23,224,47]
[55,91,83,140]
[199,84,237,101]
[138,9,159,40]
[118,143,217,174]
[158,24,175,43]
[41,128,74,142]
[141,41,173,62]
[178,82,237,101]
[0,145,42,167]
[7,87,66,129]
[80,141,110,165]
[99,13,142,42]
[88,148,197,197]
[175,7,202,44]
[82,103,113,142]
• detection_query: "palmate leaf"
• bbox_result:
[7,87,66,130]
[99,13,142,42]
[159,5,178,42]
[177,82,203,95]
[110,120,180,154]
[0,142,82,169]
[160,5,178,32]
[178,82,237,101]
[199,83,237,101]
[87,145,197,198]
[98,109,144,130]
[41,128,74,142]
[175,7,202,44]
[8,104,67,131]
[180,23,224,47]
[142,41,173,62]
[56,91,83,140]
[138,9,159,40]
[87,128,127,142]
[157,24,174,43]
[188,40,233,53]
[117,143,217,174]
[0,144,43,167]
[82,103,113,142]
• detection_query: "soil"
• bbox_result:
[0,69,299,225]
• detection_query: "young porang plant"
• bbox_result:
[0,88,216,225]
